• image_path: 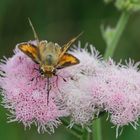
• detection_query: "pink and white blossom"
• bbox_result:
[0,47,68,133]
[1,42,140,135]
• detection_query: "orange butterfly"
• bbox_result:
[17,19,82,104]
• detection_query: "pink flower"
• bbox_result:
[62,51,140,133]
[1,40,140,136]
[103,59,140,129]
[0,46,68,133]
[60,43,105,126]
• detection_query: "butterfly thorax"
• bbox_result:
[39,41,61,65]
[39,41,61,77]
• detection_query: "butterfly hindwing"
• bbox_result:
[57,53,79,69]
[17,43,40,64]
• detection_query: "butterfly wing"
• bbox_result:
[58,32,83,60]
[57,53,79,69]
[17,43,40,64]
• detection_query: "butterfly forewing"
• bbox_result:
[18,43,40,64]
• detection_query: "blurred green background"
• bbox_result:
[0,0,140,140]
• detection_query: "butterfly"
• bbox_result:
[17,18,82,104]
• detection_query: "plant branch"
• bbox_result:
[92,118,102,140]
[104,11,130,59]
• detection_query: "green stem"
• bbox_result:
[80,129,90,140]
[92,118,102,140]
[104,11,130,59]
[61,118,83,138]
[64,127,82,139]
[100,9,130,140]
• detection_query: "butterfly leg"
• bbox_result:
[55,74,62,93]
[47,77,52,105]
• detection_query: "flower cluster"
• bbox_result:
[1,41,140,135]
[0,47,68,133]
[103,60,140,128]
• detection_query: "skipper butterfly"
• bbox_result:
[17,19,82,104]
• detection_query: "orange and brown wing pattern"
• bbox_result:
[17,43,40,63]
[57,53,79,69]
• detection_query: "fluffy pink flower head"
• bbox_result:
[69,42,103,77]
[61,43,105,126]
[65,52,140,134]
[103,59,140,130]
[0,44,69,133]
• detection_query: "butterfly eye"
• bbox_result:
[39,68,44,76]
[52,69,57,75]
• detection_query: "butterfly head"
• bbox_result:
[39,65,56,77]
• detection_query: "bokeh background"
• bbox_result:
[0,0,140,140]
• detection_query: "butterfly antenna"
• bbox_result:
[59,31,84,59]
[64,31,84,49]
[28,18,39,44]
